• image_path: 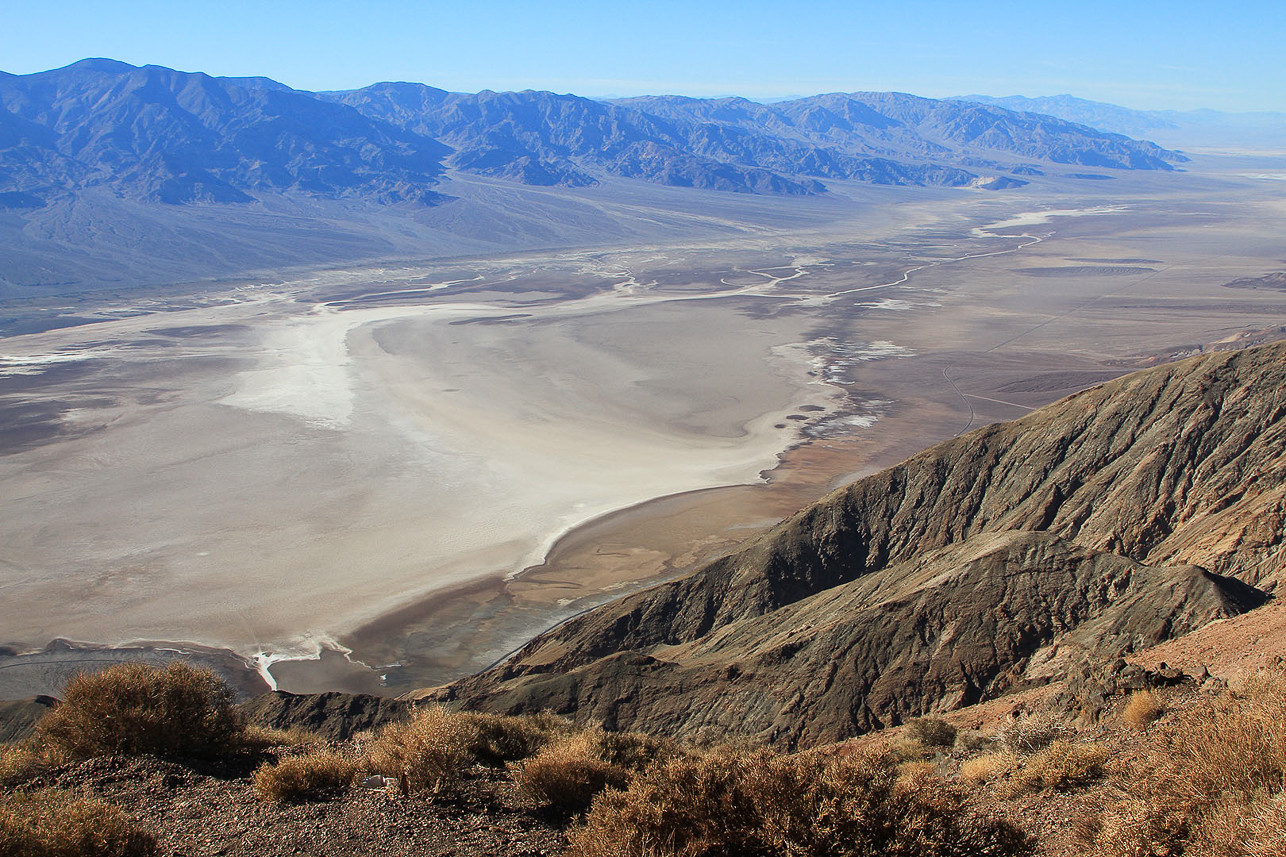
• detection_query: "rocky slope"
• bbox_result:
[442,343,1286,747]
[239,691,412,741]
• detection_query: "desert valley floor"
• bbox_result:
[3,152,1286,696]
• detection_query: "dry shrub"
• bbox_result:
[591,728,677,771]
[1187,793,1286,857]
[953,729,995,754]
[995,712,1070,755]
[241,725,322,753]
[35,662,243,761]
[363,705,475,793]
[1121,690,1162,731]
[896,759,939,781]
[959,752,1016,785]
[0,740,60,784]
[568,745,1032,857]
[1082,668,1286,857]
[905,717,957,749]
[0,787,156,857]
[455,710,571,764]
[1003,740,1108,796]
[253,750,357,803]
[515,730,630,815]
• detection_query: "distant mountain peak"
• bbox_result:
[56,57,137,74]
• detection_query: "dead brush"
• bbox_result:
[959,751,1017,785]
[33,661,244,762]
[567,744,1032,857]
[513,729,630,815]
[1000,739,1108,797]
[455,710,572,764]
[362,705,476,793]
[1121,690,1163,730]
[1080,668,1286,857]
[241,725,322,754]
[589,727,677,771]
[253,750,359,803]
[994,712,1071,755]
[0,787,157,857]
[0,739,61,784]
[904,716,958,749]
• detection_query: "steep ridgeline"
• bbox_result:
[443,343,1286,748]
[324,84,970,192]
[0,59,448,207]
[613,92,1186,172]
[328,85,1185,192]
[0,59,1189,210]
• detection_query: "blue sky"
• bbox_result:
[2,0,1282,112]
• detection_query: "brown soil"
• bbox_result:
[17,753,565,857]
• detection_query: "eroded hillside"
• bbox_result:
[441,343,1286,747]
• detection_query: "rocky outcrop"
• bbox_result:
[444,343,1286,748]
[238,691,411,741]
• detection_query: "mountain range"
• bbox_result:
[0,59,1187,211]
[440,342,1286,749]
[955,93,1286,149]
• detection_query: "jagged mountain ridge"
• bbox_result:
[614,91,1185,171]
[0,59,449,206]
[0,59,1189,209]
[325,84,974,192]
[442,342,1286,747]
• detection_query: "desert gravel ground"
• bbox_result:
[21,754,566,857]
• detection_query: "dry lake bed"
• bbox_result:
[3,155,1286,696]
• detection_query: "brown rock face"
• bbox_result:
[445,343,1286,748]
[238,691,411,741]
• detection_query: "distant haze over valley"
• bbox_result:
[0,58,1205,295]
[954,93,1286,151]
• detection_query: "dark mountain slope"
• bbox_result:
[810,92,1185,169]
[954,94,1181,140]
[444,343,1286,747]
[330,83,1182,192]
[449,531,1255,748]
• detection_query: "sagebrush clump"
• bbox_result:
[514,730,631,815]
[0,787,157,857]
[34,661,245,761]
[1001,739,1108,797]
[363,705,477,793]
[1121,690,1163,731]
[1083,668,1286,857]
[454,710,572,764]
[253,750,358,803]
[568,745,1032,857]
[905,717,958,749]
